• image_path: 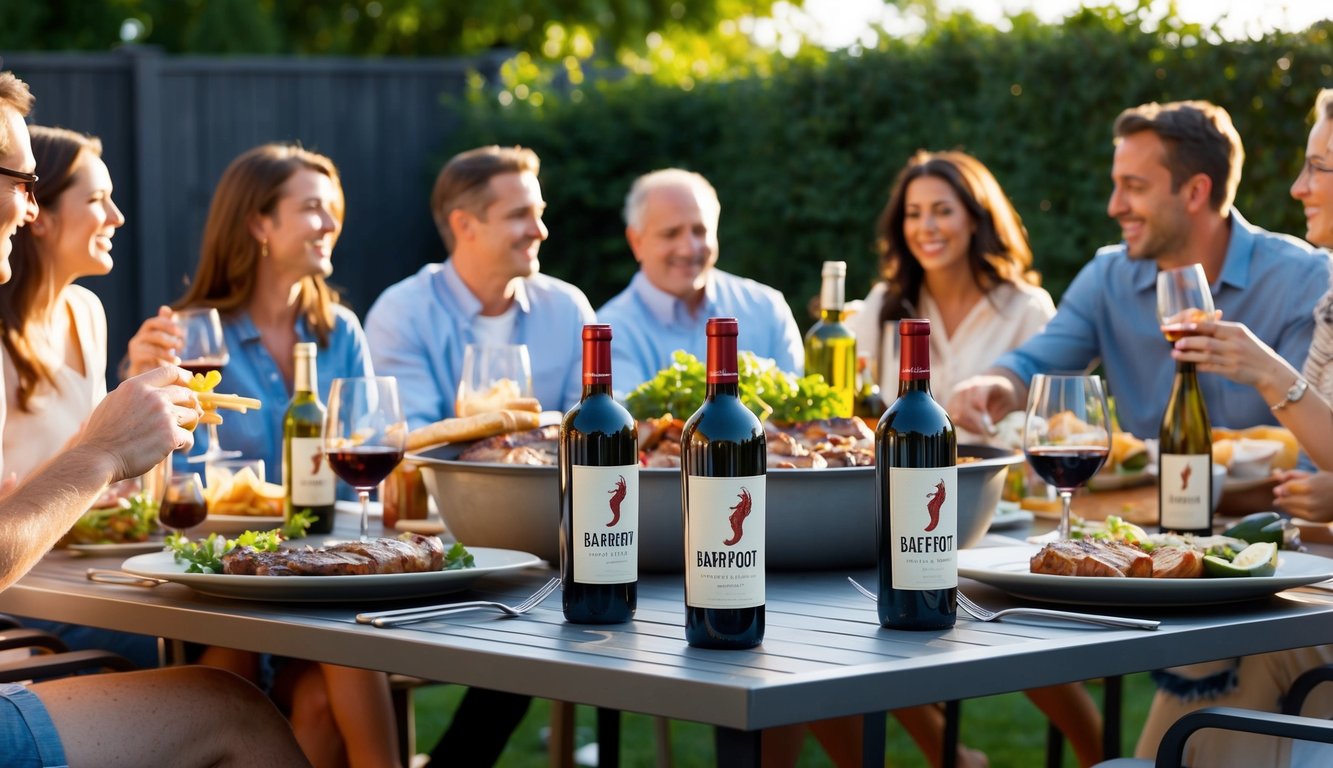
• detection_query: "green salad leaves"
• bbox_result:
[69,493,160,545]
[624,350,847,423]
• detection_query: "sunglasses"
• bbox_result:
[0,164,38,204]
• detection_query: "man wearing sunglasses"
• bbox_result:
[0,70,314,768]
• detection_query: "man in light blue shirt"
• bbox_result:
[365,145,595,430]
[597,168,803,394]
[949,100,1329,440]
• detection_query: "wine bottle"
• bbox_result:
[283,342,336,534]
[854,354,887,426]
[803,260,857,418]
[1158,358,1213,535]
[681,317,766,649]
[559,324,638,624]
[875,318,957,630]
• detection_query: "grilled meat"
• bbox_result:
[223,534,446,576]
[1029,539,1153,578]
[457,425,560,464]
[1149,546,1205,578]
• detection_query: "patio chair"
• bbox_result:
[0,613,139,683]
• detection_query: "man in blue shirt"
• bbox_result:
[365,145,595,429]
[598,168,804,393]
[949,100,1329,440]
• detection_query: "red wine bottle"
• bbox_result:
[681,317,766,649]
[876,318,957,630]
[559,324,638,624]
[1158,358,1213,535]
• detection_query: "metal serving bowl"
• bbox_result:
[414,444,1023,572]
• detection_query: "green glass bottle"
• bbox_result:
[803,260,857,418]
[1158,357,1213,535]
[284,342,336,533]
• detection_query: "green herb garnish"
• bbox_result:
[625,350,845,423]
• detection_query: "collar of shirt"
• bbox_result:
[629,270,717,328]
[229,309,318,347]
[434,259,533,322]
[1129,207,1255,294]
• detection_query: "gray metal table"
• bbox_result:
[5,534,1333,765]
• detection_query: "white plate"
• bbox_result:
[959,545,1333,607]
[192,515,286,536]
[67,540,168,557]
[988,503,1034,531]
[119,546,543,602]
[1224,475,1278,493]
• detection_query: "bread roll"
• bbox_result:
[407,409,541,451]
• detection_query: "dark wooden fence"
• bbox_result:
[1,46,505,381]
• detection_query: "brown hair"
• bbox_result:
[431,145,540,252]
[174,143,345,346]
[0,72,34,155]
[0,127,102,411]
[874,150,1039,326]
[1112,100,1244,214]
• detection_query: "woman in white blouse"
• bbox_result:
[847,150,1055,444]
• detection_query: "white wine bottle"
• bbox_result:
[1159,355,1213,535]
[284,342,336,533]
[803,261,857,418]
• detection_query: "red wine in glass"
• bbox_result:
[160,472,208,533]
[1025,446,1110,489]
[328,446,404,489]
[1021,374,1111,540]
[180,360,226,378]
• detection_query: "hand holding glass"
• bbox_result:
[1157,264,1216,342]
[325,377,406,541]
[176,307,241,462]
[456,343,533,416]
[1023,375,1112,540]
[160,472,208,533]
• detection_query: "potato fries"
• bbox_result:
[183,370,261,429]
[204,465,284,516]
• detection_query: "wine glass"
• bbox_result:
[177,307,241,462]
[456,343,533,416]
[325,376,406,541]
[159,472,208,534]
[1022,374,1112,540]
[1156,264,1216,342]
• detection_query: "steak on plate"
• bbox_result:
[222,533,446,576]
[1029,539,1153,578]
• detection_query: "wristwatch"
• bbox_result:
[1270,377,1308,412]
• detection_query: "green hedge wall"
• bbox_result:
[444,8,1333,327]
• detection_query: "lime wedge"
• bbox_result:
[1203,542,1278,578]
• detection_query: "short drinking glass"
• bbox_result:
[1157,264,1215,343]
[325,377,406,541]
[160,472,208,534]
[456,343,533,416]
[1023,375,1112,540]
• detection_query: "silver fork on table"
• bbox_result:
[356,577,560,628]
[846,577,1159,631]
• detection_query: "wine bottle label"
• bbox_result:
[1160,454,1211,530]
[685,474,765,609]
[571,463,639,583]
[887,466,958,590]
[289,436,336,505]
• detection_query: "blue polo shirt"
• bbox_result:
[596,269,804,395]
[364,260,596,430]
[995,209,1331,438]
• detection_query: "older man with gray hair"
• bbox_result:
[598,168,803,392]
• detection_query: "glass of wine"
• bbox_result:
[325,376,406,541]
[1022,374,1112,540]
[160,472,208,534]
[456,343,533,416]
[1157,264,1216,342]
[176,307,241,463]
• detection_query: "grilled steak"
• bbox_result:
[1149,546,1205,578]
[1030,539,1153,578]
[457,425,560,464]
[222,534,446,576]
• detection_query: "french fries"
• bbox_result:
[197,391,262,413]
[205,465,284,517]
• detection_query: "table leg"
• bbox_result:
[862,711,887,768]
[549,700,576,768]
[596,708,620,768]
[715,726,761,767]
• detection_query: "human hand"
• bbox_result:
[1170,319,1297,394]
[126,306,183,378]
[1272,469,1333,523]
[75,366,201,482]
[946,374,1020,436]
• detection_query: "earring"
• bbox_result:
[261,240,269,259]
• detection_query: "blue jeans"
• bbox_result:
[0,682,68,768]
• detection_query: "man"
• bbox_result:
[948,100,1330,439]
[598,168,803,392]
[366,144,595,428]
[0,70,312,768]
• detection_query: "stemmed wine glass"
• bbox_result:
[456,343,533,416]
[1157,264,1216,342]
[177,307,241,462]
[159,472,208,535]
[1023,374,1112,540]
[325,376,406,541]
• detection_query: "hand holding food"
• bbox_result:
[185,370,261,427]
[126,305,184,378]
[77,366,200,479]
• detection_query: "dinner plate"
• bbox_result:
[959,545,1333,607]
[193,514,286,536]
[67,539,167,557]
[1224,475,1278,493]
[119,547,543,602]
[988,503,1034,531]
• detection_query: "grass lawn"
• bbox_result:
[414,673,1156,766]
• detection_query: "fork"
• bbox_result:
[355,577,560,628]
[846,578,1159,631]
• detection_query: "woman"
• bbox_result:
[846,150,1055,443]
[126,143,398,768]
[1146,88,1333,766]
